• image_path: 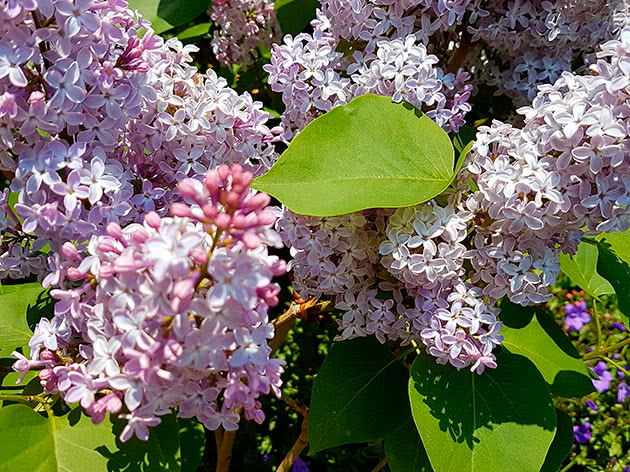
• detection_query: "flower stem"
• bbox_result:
[602,355,630,377]
[583,337,630,360]
[593,299,603,348]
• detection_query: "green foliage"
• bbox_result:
[275,0,319,35]
[500,300,595,397]
[307,337,410,453]
[408,351,557,472]
[127,0,211,34]
[384,419,432,472]
[540,410,574,472]
[178,418,206,472]
[559,242,614,298]
[0,405,184,471]
[594,239,630,326]
[0,283,50,355]
[253,95,455,216]
[177,22,212,41]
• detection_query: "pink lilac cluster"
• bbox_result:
[13,164,286,441]
[264,13,472,136]
[209,0,281,68]
[0,0,280,281]
[277,28,630,373]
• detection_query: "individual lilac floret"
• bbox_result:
[592,361,614,393]
[573,422,591,444]
[14,164,286,442]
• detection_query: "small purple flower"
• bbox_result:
[564,302,590,332]
[292,457,310,472]
[573,423,591,444]
[618,382,629,403]
[585,399,599,411]
[592,361,614,393]
[612,322,626,331]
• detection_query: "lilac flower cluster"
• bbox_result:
[0,0,280,282]
[209,0,281,68]
[277,1,630,108]
[264,15,472,136]
[276,27,630,373]
[13,164,286,441]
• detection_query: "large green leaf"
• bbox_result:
[595,239,630,326]
[384,418,433,472]
[0,283,50,355]
[540,409,573,472]
[253,94,455,217]
[127,0,211,34]
[0,405,181,471]
[275,0,319,35]
[559,242,614,298]
[178,417,206,472]
[596,228,630,264]
[409,351,556,472]
[500,301,595,397]
[308,337,410,453]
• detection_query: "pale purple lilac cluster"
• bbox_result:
[209,0,281,68]
[13,164,286,441]
[270,1,630,109]
[277,28,630,373]
[0,0,281,281]
[264,13,472,136]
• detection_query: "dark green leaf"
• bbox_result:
[385,418,433,472]
[559,242,613,298]
[0,283,50,354]
[253,95,455,216]
[127,0,211,34]
[177,22,211,41]
[275,0,319,35]
[453,125,476,154]
[0,405,181,471]
[540,410,573,472]
[408,351,556,472]
[308,337,410,453]
[178,417,206,472]
[595,239,630,326]
[500,301,595,397]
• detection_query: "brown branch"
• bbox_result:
[277,411,309,472]
[269,298,330,355]
[215,428,237,472]
[446,22,475,74]
[280,394,308,417]
[371,456,388,472]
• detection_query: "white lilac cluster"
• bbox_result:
[277,27,630,374]
[264,14,472,136]
[0,0,281,281]
[13,164,286,441]
[209,0,281,68]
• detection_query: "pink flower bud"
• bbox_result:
[190,247,208,265]
[242,231,261,249]
[177,180,200,200]
[40,350,56,361]
[170,202,192,217]
[61,242,81,261]
[131,227,149,244]
[247,192,271,211]
[144,211,161,229]
[106,222,123,240]
[215,212,231,229]
[67,267,84,280]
